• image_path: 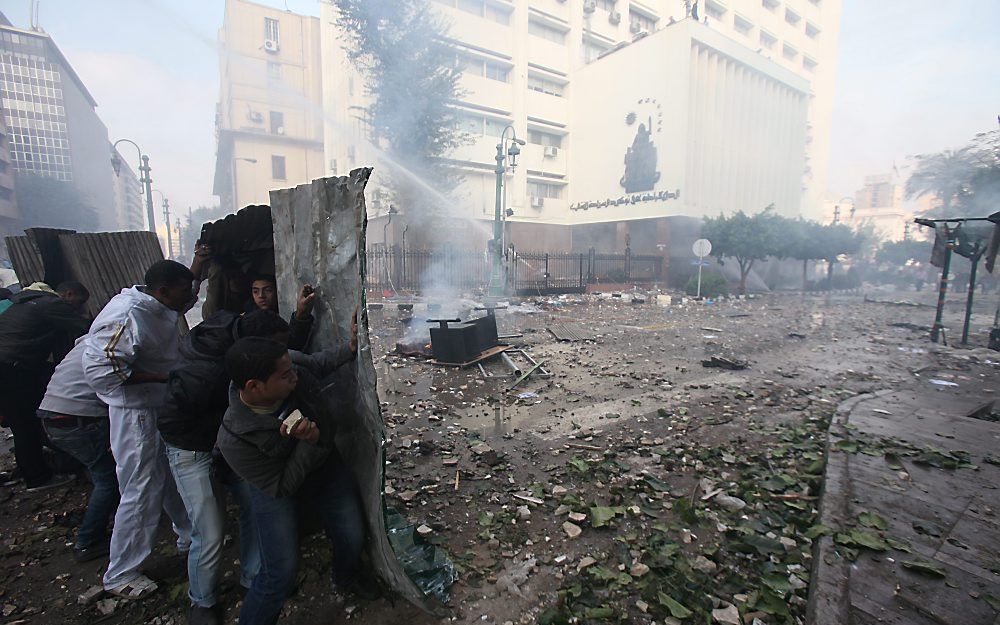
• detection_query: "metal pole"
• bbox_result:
[175,217,183,257]
[140,154,155,234]
[930,226,955,343]
[696,256,704,298]
[490,142,505,297]
[961,249,982,345]
[162,197,172,259]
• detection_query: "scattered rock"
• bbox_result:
[562,522,582,538]
[692,555,718,573]
[712,603,741,625]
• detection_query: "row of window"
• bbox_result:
[433,0,511,25]
[0,31,48,49]
[0,55,62,83]
[454,112,510,138]
[458,54,510,83]
[1,82,64,100]
[749,0,822,39]
[527,180,563,199]
[2,97,65,117]
[4,110,67,133]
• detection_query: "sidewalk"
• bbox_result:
[809,385,1000,625]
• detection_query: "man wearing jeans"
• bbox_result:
[83,260,195,598]
[218,330,368,625]
[38,337,118,562]
[158,310,305,625]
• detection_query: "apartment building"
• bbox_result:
[213,0,325,214]
[0,101,17,249]
[0,13,132,231]
[320,0,839,253]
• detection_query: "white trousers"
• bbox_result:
[103,405,192,588]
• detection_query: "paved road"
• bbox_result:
[809,377,1000,625]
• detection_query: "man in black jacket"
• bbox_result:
[218,328,364,625]
[157,309,304,625]
[0,281,90,490]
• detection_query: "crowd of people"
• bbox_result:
[0,254,369,625]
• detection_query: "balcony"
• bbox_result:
[526,89,568,125]
[458,73,514,113]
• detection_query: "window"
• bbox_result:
[269,111,284,134]
[596,0,616,10]
[527,129,562,148]
[459,54,510,82]
[454,113,511,137]
[705,0,726,20]
[584,40,610,62]
[434,0,511,25]
[782,43,798,60]
[805,22,820,39]
[267,61,281,79]
[803,56,817,72]
[264,17,280,44]
[784,8,800,25]
[762,0,779,11]
[759,30,777,49]
[484,117,507,138]
[734,15,753,36]
[527,181,562,199]
[527,74,565,97]
[271,155,286,180]
[629,10,656,33]
[528,19,566,44]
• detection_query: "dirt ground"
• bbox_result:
[1,289,996,625]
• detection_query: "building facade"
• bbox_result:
[319,0,840,254]
[213,0,325,214]
[0,15,130,231]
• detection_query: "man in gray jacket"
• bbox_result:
[217,324,365,625]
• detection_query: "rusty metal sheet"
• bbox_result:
[270,170,452,616]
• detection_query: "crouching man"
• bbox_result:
[218,322,369,625]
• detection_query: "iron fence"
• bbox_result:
[365,246,662,294]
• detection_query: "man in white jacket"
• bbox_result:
[83,260,196,597]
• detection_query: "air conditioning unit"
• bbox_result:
[583,1,596,14]
[629,22,641,33]
[632,29,649,41]
[263,39,279,53]
[530,196,545,208]
[275,126,285,135]
[248,111,264,123]
[609,10,621,24]
[543,145,559,157]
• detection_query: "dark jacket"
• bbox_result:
[0,288,90,368]
[217,345,355,498]
[157,310,241,451]
[157,307,316,451]
[243,298,314,352]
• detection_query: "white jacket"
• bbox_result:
[83,286,181,409]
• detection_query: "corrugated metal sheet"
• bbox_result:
[59,231,164,318]
[5,228,164,318]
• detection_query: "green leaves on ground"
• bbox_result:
[589,506,625,528]
[902,559,947,578]
[657,592,693,619]
[858,512,888,530]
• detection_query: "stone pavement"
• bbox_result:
[808,384,1000,625]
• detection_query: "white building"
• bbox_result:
[320,0,840,253]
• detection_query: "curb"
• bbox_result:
[805,389,893,625]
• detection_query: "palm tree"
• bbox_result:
[905,147,974,215]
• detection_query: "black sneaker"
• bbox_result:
[187,604,222,625]
[74,541,110,563]
[25,475,74,493]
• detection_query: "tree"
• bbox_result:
[701,207,781,294]
[332,0,466,217]
[907,129,1000,218]
[14,173,99,232]
[814,223,862,288]
[784,218,827,289]
[876,239,932,268]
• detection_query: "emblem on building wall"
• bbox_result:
[620,99,663,194]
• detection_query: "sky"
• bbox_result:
[3,0,999,214]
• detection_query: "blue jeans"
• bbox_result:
[167,446,260,608]
[39,412,119,551]
[238,456,365,625]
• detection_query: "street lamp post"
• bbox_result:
[112,139,155,234]
[833,196,853,225]
[491,126,525,297]
[153,190,172,259]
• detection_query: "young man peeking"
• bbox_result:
[217,316,372,625]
